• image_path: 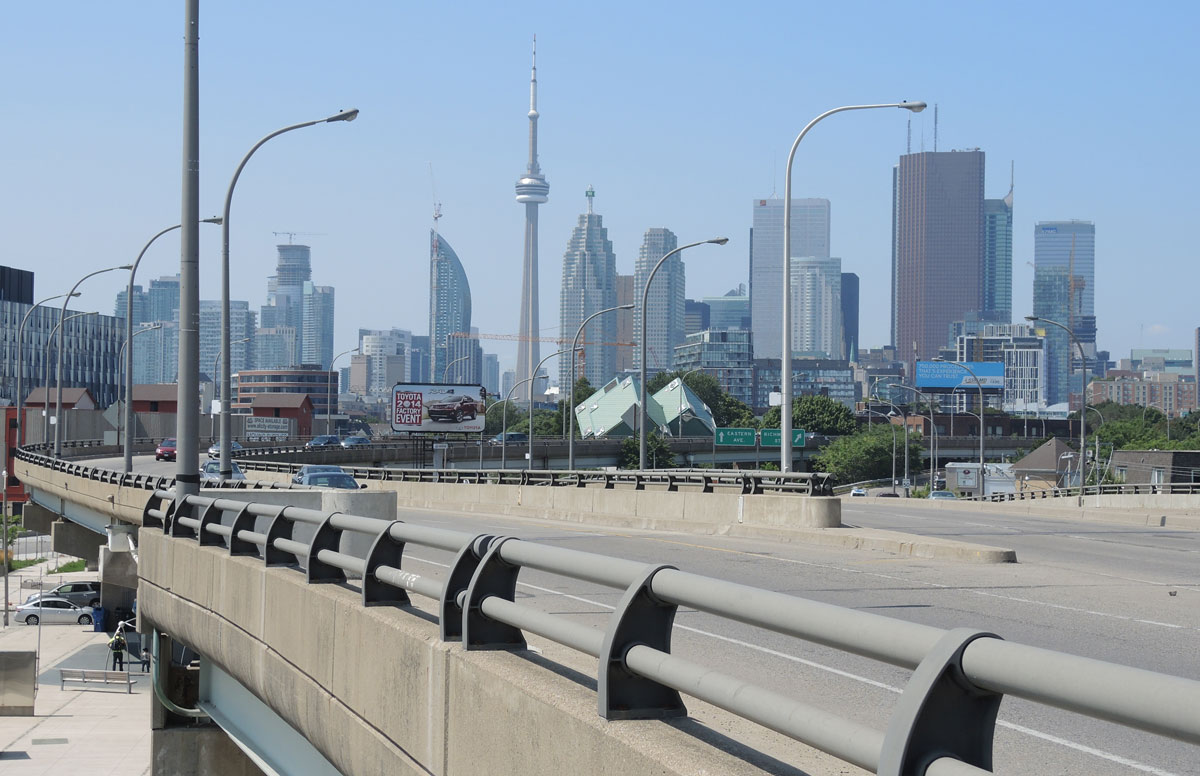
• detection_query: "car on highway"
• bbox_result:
[928,490,958,500]
[291,464,345,484]
[24,581,101,608]
[877,491,900,498]
[849,487,867,497]
[305,435,342,448]
[427,394,479,423]
[489,432,528,445]
[294,470,365,489]
[155,438,177,461]
[201,460,246,483]
[341,435,371,448]
[207,440,244,458]
[16,597,94,626]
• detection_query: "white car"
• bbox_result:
[15,597,94,626]
[201,460,246,483]
[849,487,868,497]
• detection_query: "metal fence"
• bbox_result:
[962,482,1200,502]
[13,448,306,492]
[143,487,1200,776]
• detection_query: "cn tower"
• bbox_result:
[515,37,549,402]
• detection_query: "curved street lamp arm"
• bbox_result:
[569,303,632,469]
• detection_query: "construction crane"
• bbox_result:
[272,231,326,244]
[448,331,632,348]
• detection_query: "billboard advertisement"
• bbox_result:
[391,384,487,433]
[914,361,1005,390]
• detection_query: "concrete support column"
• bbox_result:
[51,520,104,562]
[21,502,57,535]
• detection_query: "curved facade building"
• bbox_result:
[429,230,472,382]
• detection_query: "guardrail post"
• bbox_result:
[878,628,1002,776]
[228,504,257,556]
[263,506,297,567]
[362,521,410,607]
[142,494,168,529]
[463,537,526,650]
[197,501,224,547]
[306,512,347,583]
[598,563,685,720]
[440,534,494,642]
[169,496,199,540]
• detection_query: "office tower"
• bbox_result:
[788,257,842,359]
[615,274,634,373]
[114,285,148,325]
[483,353,500,396]
[634,228,683,373]
[301,282,335,368]
[1033,220,1096,407]
[428,230,472,383]
[515,40,549,402]
[684,300,710,336]
[254,327,297,371]
[558,187,617,390]
[261,244,312,365]
[501,368,516,398]
[1195,328,1199,386]
[705,284,750,332]
[892,150,985,372]
[672,329,754,406]
[983,180,1014,322]
[133,321,178,385]
[2,300,125,407]
[199,299,256,378]
[147,275,181,325]
[409,335,431,383]
[358,328,411,396]
[840,272,859,361]
[749,198,830,360]
[954,322,1044,410]
[0,266,34,305]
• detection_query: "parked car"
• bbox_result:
[928,490,958,500]
[294,471,365,489]
[207,440,244,458]
[489,432,528,445]
[341,435,371,448]
[201,460,246,483]
[306,435,342,448]
[291,464,345,484]
[427,395,479,423]
[24,581,101,608]
[849,487,867,497]
[16,597,93,626]
[155,438,177,461]
[878,492,900,498]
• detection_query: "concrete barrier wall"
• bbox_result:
[870,491,1200,529]
[138,531,780,776]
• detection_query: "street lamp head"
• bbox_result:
[202,216,224,225]
[708,237,730,246]
[118,264,134,271]
[1024,315,1039,322]
[327,108,359,123]
[899,101,927,113]
[618,304,634,310]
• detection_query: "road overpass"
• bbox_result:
[12,448,1200,775]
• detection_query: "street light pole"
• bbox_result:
[327,347,358,436]
[865,409,898,494]
[15,293,78,450]
[211,337,250,442]
[499,376,535,470]
[874,395,909,495]
[568,303,632,470]
[54,266,131,457]
[119,323,162,468]
[640,238,728,469]
[528,348,574,470]
[780,100,926,473]
[894,384,937,493]
[46,312,98,449]
[219,108,359,477]
[443,352,470,383]
[1027,316,1087,487]
[935,358,986,480]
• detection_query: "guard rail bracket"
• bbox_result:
[440,533,495,643]
[463,537,526,651]
[363,521,411,608]
[264,506,297,567]
[308,511,348,584]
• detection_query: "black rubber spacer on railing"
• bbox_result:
[877,628,1003,776]
[598,563,684,720]
[197,501,224,547]
[306,512,346,583]
[462,536,526,651]
[440,533,495,643]
[362,521,410,608]
[264,506,297,567]
[228,504,257,556]
[170,497,198,540]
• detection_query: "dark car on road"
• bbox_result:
[291,464,346,484]
[294,471,365,489]
[207,440,244,459]
[305,435,342,448]
[489,432,528,445]
[427,395,479,423]
[155,438,177,461]
[341,435,371,448]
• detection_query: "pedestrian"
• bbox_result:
[108,630,127,671]
[141,648,151,672]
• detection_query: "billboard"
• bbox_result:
[391,384,487,433]
[245,416,290,441]
[914,361,1005,390]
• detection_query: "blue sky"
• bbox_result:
[3,2,1197,375]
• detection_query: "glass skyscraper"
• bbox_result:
[428,230,472,383]
[982,187,1014,323]
[633,227,683,374]
[749,198,830,360]
[790,256,842,359]
[558,187,618,390]
[1033,220,1095,407]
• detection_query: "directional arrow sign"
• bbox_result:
[715,428,756,447]
[759,428,806,447]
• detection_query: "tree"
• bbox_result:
[761,395,856,436]
[557,377,597,438]
[483,400,526,436]
[815,425,923,485]
[618,432,675,469]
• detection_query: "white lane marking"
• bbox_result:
[404,554,1181,774]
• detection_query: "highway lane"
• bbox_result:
[86,454,1200,773]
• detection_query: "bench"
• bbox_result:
[59,668,135,693]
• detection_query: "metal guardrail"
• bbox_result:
[962,482,1200,502]
[13,448,307,493]
[142,488,1200,776]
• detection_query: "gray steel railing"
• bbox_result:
[962,481,1200,501]
[142,487,1200,776]
[13,448,306,492]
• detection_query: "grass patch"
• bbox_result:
[6,557,47,572]
[50,559,87,574]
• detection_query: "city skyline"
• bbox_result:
[4,5,1197,379]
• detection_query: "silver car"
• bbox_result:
[24,580,101,608]
[201,460,246,483]
[16,597,94,626]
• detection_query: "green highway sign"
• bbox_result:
[715,428,757,447]
[759,428,806,447]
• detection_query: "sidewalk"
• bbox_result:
[0,621,150,775]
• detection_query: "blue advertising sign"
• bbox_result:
[914,362,1005,390]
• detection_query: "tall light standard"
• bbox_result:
[894,384,937,492]
[499,375,535,470]
[46,312,98,449]
[676,368,704,439]
[327,347,358,436]
[211,337,251,441]
[935,358,986,478]
[14,293,78,449]
[219,108,359,477]
[780,100,926,473]
[1086,405,1106,483]
[874,395,909,495]
[865,409,899,495]
[443,352,470,383]
[1026,315,1086,487]
[639,238,728,469]
[124,218,221,472]
[119,323,162,467]
[54,264,132,458]
[568,303,631,469]
[528,348,574,470]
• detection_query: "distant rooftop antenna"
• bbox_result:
[272,231,325,244]
[429,162,442,229]
[585,184,595,215]
[933,104,939,152]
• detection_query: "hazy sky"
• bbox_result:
[4,3,1197,376]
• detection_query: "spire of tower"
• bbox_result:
[1005,160,1014,208]
[526,35,541,177]
[586,185,595,215]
